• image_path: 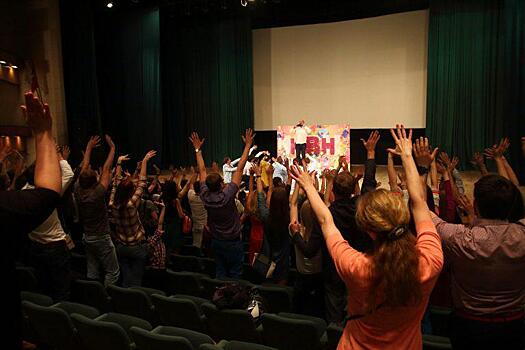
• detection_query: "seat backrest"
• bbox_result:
[171,254,203,272]
[151,294,206,332]
[225,341,278,350]
[72,280,111,312]
[261,313,323,350]
[96,312,152,337]
[53,301,100,319]
[423,334,453,350]
[199,277,226,299]
[130,326,193,350]
[107,284,154,322]
[20,291,53,306]
[130,286,166,297]
[201,303,261,343]
[166,270,204,297]
[256,286,293,313]
[153,325,215,349]
[326,323,343,350]
[71,313,132,350]
[22,301,79,350]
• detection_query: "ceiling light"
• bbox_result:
[0,60,6,65]
[10,65,18,69]
[106,1,114,8]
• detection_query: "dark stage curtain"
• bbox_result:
[60,0,102,165]
[94,7,163,166]
[160,13,254,167]
[426,0,525,180]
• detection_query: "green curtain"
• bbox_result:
[426,0,525,180]
[94,8,162,165]
[60,0,103,165]
[160,13,254,167]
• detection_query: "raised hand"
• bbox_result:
[413,137,438,168]
[87,136,101,150]
[241,128,256,147]
[387,124,413,157]
[470,152,484,167]
[21,91,52,134]
[118,154,130,163]
[189,132,205,150]
[484,138,509,159]
[61,145,71,160]
[290,164,315,190]
[143,150,157,162]
[252,164,262,177]
[105,134,115,149]
[361,130,380,153]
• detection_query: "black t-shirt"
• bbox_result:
[0,188,60,349]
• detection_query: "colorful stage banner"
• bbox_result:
[276,124,350,170]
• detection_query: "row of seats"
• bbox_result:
[21,290,341,350]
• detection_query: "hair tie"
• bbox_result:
[386,225,409,241]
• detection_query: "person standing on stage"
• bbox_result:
[292,120,311,162]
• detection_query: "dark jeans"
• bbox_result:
[29,240,72,301]
[211,239,244,279]
[295,143,306,161]
[116,241,148,287]
[84,234,120,286]
[450,314,525,350]
[294,272,324,318]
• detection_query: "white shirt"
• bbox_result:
[292,125,311,144]
[243,161,253,176]
[272,162,288,184]
[188,189,207,230]
[24,159,74,244]
[222,158,240,183]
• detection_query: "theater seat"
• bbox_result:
[16,266,39,292]
[326,322,344,350]
[95,312,152,337]
[166,270,206,297]
[71,313,133,350]
[23,301,81,350]
[153,325,215,349]
[201,302,262,343]
[423,334,452,349]
[151,294,207,332]
[107,284,158,324]
[72,279,112,312]
[199,340,278,350]
[129,326,193,350]
[256,285,293,313]
[261,313,327,350]
[53,301,100,319]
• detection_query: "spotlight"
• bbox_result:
[0,60,6,65]
[241,0,247,6]
[10,65,18,69]
[106,1,114,8]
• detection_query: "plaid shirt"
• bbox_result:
[109,176,147,244]
[147,228,166,269]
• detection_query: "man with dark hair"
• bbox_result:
[432,174,525,349]
[291,131,379,323]
[75,135,120,286]
[292,119,311,162]
[190,129,255,278]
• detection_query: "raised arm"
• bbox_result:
[388,125,432,224]
[100,135,116,189]
[485,138,510,180]
[360,130,380,194]
[189,132,207,182]
[21,92,61,193]
[387,152,400,192]
[81,136,100,174]
[471,152,489,177]
[128,150,156,206]
[179,173,197,199]
[231,129,255,186]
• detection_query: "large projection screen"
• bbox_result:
[253,10,428,130]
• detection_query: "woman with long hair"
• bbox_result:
[254,164,291,285]
[109,150,156,287]
[291,125,443,349]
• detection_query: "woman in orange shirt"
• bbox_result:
[291,125,443,350]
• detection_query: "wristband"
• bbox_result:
[195,149,200,153]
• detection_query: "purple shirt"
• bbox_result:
[200,182,241,240]
[433,216,525,316]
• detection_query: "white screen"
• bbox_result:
[253,10,428,130]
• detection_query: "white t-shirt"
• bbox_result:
[292,125,311,144]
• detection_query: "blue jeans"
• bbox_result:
[211,239,244,279]
[116,241,148,287]
[83,234,120,286]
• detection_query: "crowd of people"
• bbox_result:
[2,94,525,350]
